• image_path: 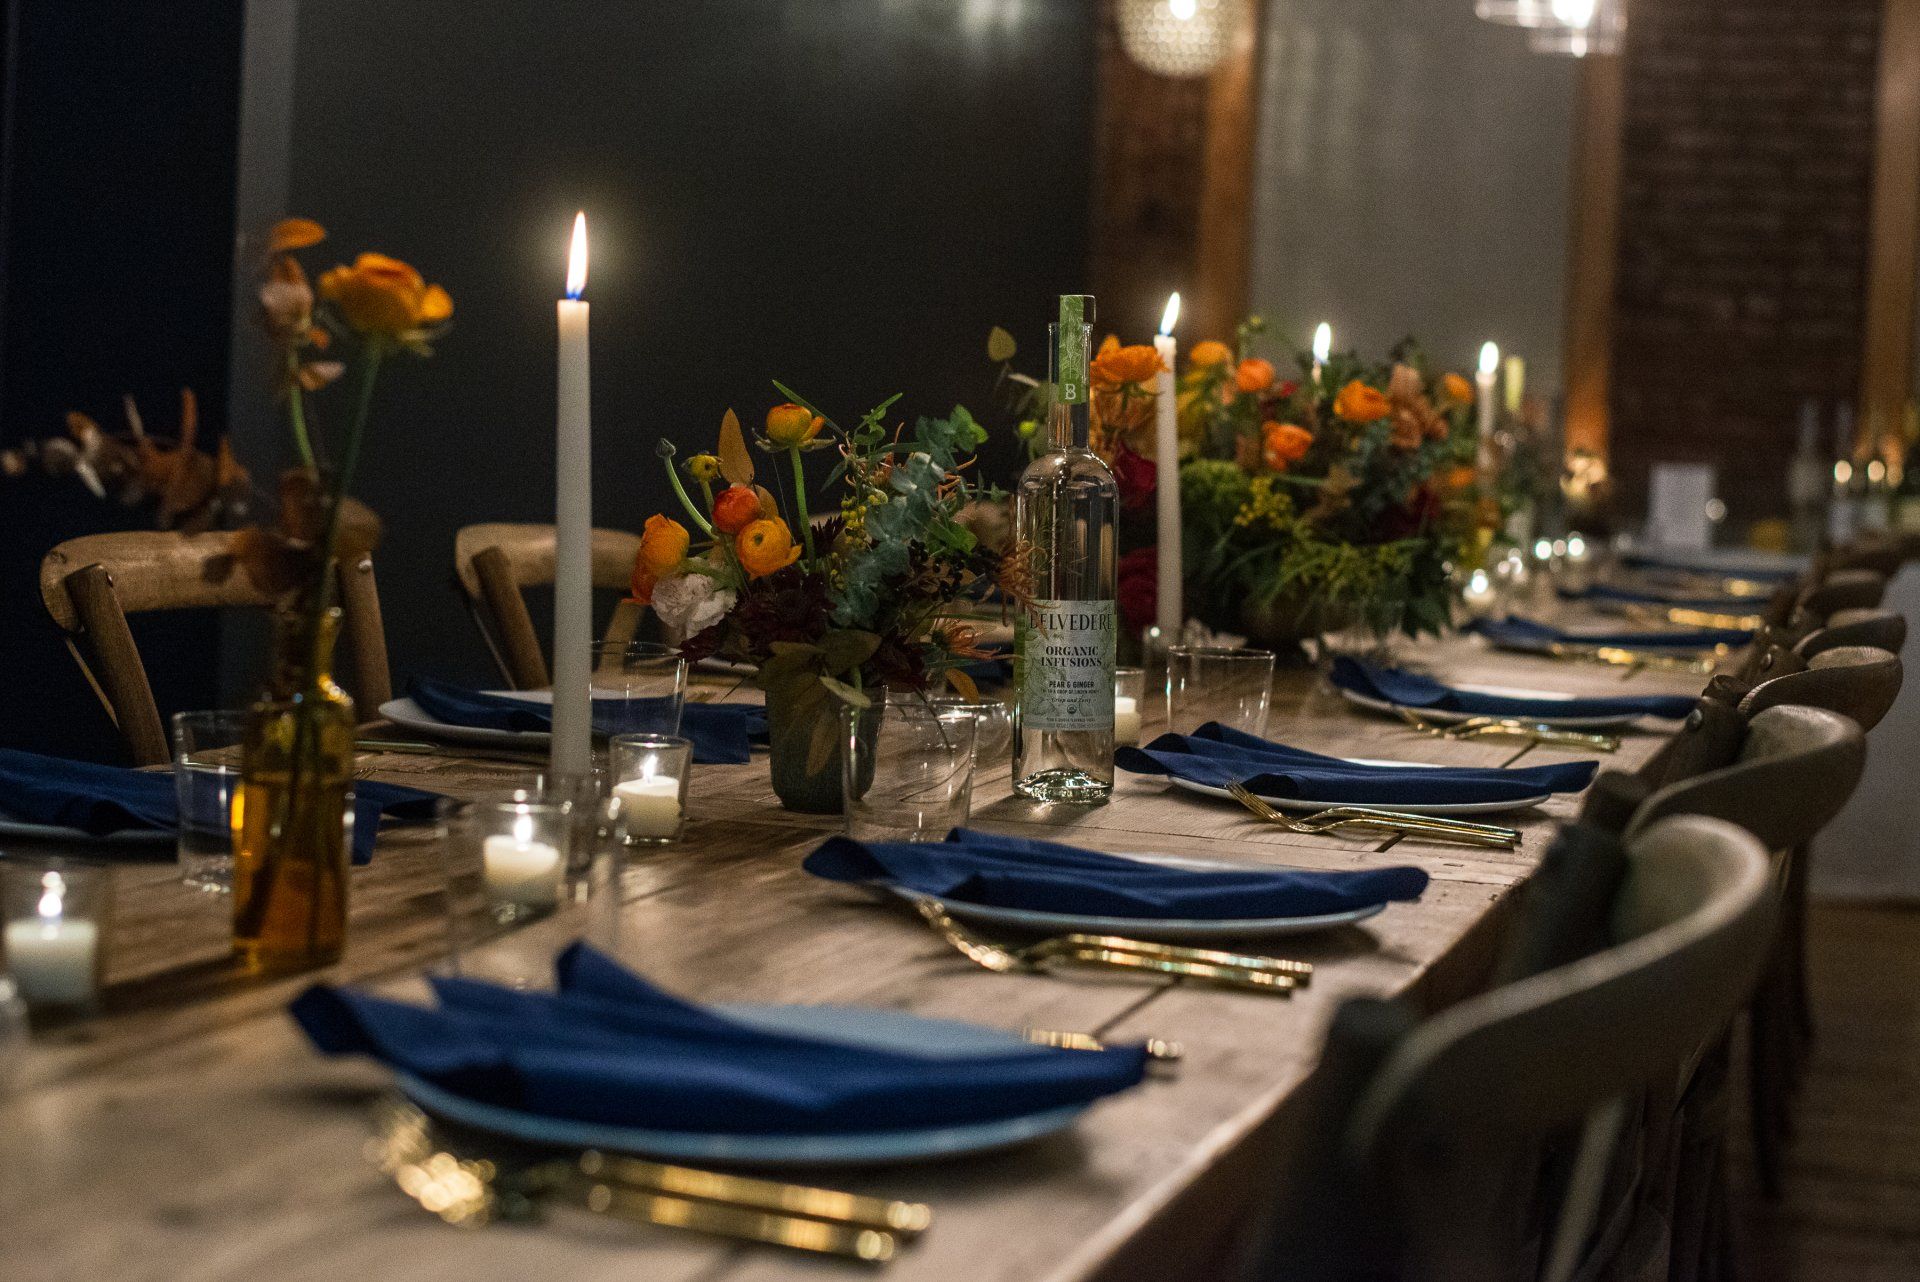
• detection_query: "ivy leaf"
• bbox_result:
[818,675,870,709]
[986,326,1017,363]
[805,705,840,777]
[818,628,880,676]
[718,409,754,485]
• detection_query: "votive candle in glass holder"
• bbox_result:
[2,860,111,1012]
[468,791,571,923]
[609,734,692,845]
[1114,667,1146,747]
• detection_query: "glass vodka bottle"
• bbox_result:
[1013,294,1119,804]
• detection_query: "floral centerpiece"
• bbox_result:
[632,390,1012,812]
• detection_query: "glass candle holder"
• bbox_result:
[589,641,688,736]
[928,695,1013,766]
[171,709,248,894]
[1114,667,1146,747]
[843,695,976,843]
[2,860,112,1012]
[465,790,572,924]
[1166,646,1276,737]
[608,734,693,846]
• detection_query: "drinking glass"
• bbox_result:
[589,641,687,736]
[928,695,1013,766]
[843,695,976,843]
[2,859,111,1012]
[1114,667,1146,746]
[608,734,692,845]
[460,790,574,926]
[171,710,247,892]
[1165,646,1276,737]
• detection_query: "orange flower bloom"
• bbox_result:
[638,514,690,576]
[317,252,452,339]
[1333,379,1392,423]
[1091,337,1165,388]
[1188,339,1232,368]
[1441,372,1474,406]
[269,217,326,253]
[736,518,802,577]
[1441,464,1478,493]
[764,402,823,448]
[1234,358,1276,394]
[627,561,655,606]
[711,484,761,534]
[1261,421,1314,469]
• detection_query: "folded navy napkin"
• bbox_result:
[406,677,766,765]
[1473,615,1753,652]
[1330,657,1695,721]
[1116,723,1594,805]
[291,942,1147,1134]
[1620,551,1800,581]
[1559,583,1760,613]
[0,747,438,864]
[803,826,1429,919]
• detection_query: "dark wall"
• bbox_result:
[0,1,243,759]
[281,0,1098,690]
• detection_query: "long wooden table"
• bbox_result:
[0,634,1706,1282]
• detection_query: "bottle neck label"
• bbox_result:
[1017,599,1116,732]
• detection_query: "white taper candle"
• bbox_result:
[1153,292,1182,640]
[551,212,593,779]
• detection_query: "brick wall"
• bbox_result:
[1610,0,1882,522]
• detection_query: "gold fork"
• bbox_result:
[1544,642,1721,676]
[1224,782,1519,848]
[912,899,1297,996]
[1394,706,1620,752]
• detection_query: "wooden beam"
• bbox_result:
[1860,0,1920,447]
[1561,51,1627,467]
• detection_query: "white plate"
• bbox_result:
[397,1002,1092,1167]
[0,815,175,846]
[1167,773,1550,817]
[1336,686,1639,731]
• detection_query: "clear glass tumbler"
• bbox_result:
[928,695,1013,766]
[1114,667,1147,746]
[608,734,693,845]
[461,790,575,926]
[843,695,976,843]
[171,710,248,892]
[2,859,112,1012]
[1165,646,1276,737]
[589,641,688,736]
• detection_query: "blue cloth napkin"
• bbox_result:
[1559,583,1761,613]
[1473,615,1753,652]
[291,942,1147,1134]
[1620,551,1801,581]
[406,677,766,765]
[0,747,438,864]
[1330,657,1695,721]
[1116,722,1596,804]
[803,826,1429,919]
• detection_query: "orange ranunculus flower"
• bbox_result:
[1234,358,1275,394]
[627,559,656,606]
[1441,464,1478,494]
[1188,339,1232,368]
[1261,421,1314,469]
[269,217,326,253]
[1441,372,1474,406]
[638,514,690,576]
[317,252,452,339]
[711,483,761,534]
[1091,338,1165,388]
[765,402,823,448]
[736,518,802,577]
[1333,379,1392,423]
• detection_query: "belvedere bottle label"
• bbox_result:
[1017,599,1116,731]
[1056,294,1091,405]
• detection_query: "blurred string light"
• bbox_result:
[1118,0,1246,77]
[1475,0,1625,58]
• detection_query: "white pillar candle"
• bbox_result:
[1114,695,1143,747]
[483,833,563,910]
[551,211,594,781]
[1153,292,1183,640]
[614,775,683,840]
[1475,340,1499,478]
[4,918,99,1007]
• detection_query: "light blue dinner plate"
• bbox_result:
[397,1002,1091,1167]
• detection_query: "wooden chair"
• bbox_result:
[1797,567,1886,618]
[1796,606,1907,658]
[1742,644,1903,733]
[1293,816,1774,1282]
[453,522,645,690]
[39,531,392,766]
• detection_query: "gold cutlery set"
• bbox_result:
[1393,705,1620,752]
[1542,641,1722,675]
[1223,781,1521,849]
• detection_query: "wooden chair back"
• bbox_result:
[452,522,645,690]
[1798,568,1887,619]
[1628,704,1865,851]
[1796,607,1907,658]
[39,531,391,766]
[1344,815,1775,1282]
[1741,644,1903,732]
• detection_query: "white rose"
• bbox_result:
[651,573,735,640]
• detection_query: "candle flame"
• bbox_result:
[1169,0,1197,18]
[1159,291,1181,336]
[1311,322,1331,364]
[565,211,589,300]
[36,870,64,920]
[1478,340,1499,375]
[512,811,535,847]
